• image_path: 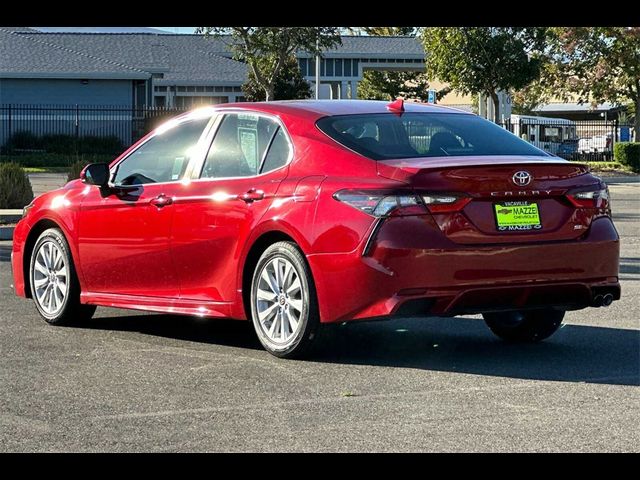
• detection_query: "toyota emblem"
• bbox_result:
[512,171,532,187]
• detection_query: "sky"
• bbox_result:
[154,27,197,34]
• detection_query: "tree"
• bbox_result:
[544,27,640,140]
[356,27,436,102]
[421,28,547,122]
[242,56,311,101]
[196,27,341,101]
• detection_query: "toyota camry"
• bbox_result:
[11,100,620,357]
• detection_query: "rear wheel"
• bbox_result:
[483,309,564,342]
[29,228,96,325]
[250,241,320,358]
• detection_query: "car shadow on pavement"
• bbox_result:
[82,312,639,387]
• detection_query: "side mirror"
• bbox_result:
[81,163,110,188]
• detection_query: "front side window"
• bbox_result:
[317,113,550,160]
[201,113,287,179]
[114,118,210,185]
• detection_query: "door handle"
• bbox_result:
[239,189,265,203]
[150,194,173,208]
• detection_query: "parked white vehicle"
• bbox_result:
[578,133,612,154]
[510,115,577,156]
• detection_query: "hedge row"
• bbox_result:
[613,142,640,173]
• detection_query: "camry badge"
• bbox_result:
[512,171,532,187]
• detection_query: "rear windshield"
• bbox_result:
[316,113,549,160]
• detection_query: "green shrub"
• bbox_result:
[2,130,42,152]
[67,160,91,182]
[0,153,115,168]
[4,132,124,156]
[39,134,78,154]
[614,142,640,173]
[0,162,34,209]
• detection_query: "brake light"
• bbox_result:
[567,186,610,209]
[421,194,471,213]
[334,190,471,217]
[334,190,426,217]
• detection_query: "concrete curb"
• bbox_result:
[601,176,640,184]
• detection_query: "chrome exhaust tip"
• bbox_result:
[602,293,614,307]
[593,295,604,307]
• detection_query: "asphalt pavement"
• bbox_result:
[0,184,638,452]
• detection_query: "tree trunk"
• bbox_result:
[264,86,275,102]
[489,91,500,124]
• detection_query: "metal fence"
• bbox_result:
[500,118,634,161]
[0,104,634,162]
[0,104,188,155]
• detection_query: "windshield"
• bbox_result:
[316,113,550,160]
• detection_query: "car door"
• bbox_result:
[77,115,213,297]
[170,112,292,304]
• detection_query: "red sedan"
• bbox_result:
[11,100,620,358]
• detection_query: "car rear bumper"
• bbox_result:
[307,216,620,323]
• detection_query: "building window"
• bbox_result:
[154,96,166,107]
[309,59,315,76]
[233,87,242,92]
[353,59,359,76]
[320,59,325,77]
[205,86,214,92]
[177,86,186,92]
[335,59,343,76]
[224,86,233,92]
[298,58,307,76]
[196,86,204,92]
[326,59,334,76]
[344,59,351,77]
[215,86,223,92]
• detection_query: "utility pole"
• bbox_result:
[315,30,320,99]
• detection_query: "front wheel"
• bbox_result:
[29,228,96,325]
[250,241,320,358]
[483,309,565,342]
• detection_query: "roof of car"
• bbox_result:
[213,100,472,118]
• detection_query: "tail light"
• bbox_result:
[334,190,470,217]
[334,190,425,217]
[421,194,471,213]
[567,185,610,210]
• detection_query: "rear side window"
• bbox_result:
[316,113,549,160]
[260,128,291,173]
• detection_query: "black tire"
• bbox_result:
[29,228,96,325]
[483,309,565,342]
[250,241,320,358]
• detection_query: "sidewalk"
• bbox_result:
[28,172,68,197]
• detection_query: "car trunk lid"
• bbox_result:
[377,156,602,245]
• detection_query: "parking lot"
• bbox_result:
[0,182,638,452]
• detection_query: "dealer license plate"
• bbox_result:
[494,201,542,231]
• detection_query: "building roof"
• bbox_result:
[310,35,424,59]
[0,28,150,80]
[0,29,425,85]
[533,102,624,113]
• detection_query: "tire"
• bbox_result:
[29,228,96,325]
[483,309,565,342]
[250,241,320,358]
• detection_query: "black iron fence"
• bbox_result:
[500,118,634,161]
[0,104,188,157]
